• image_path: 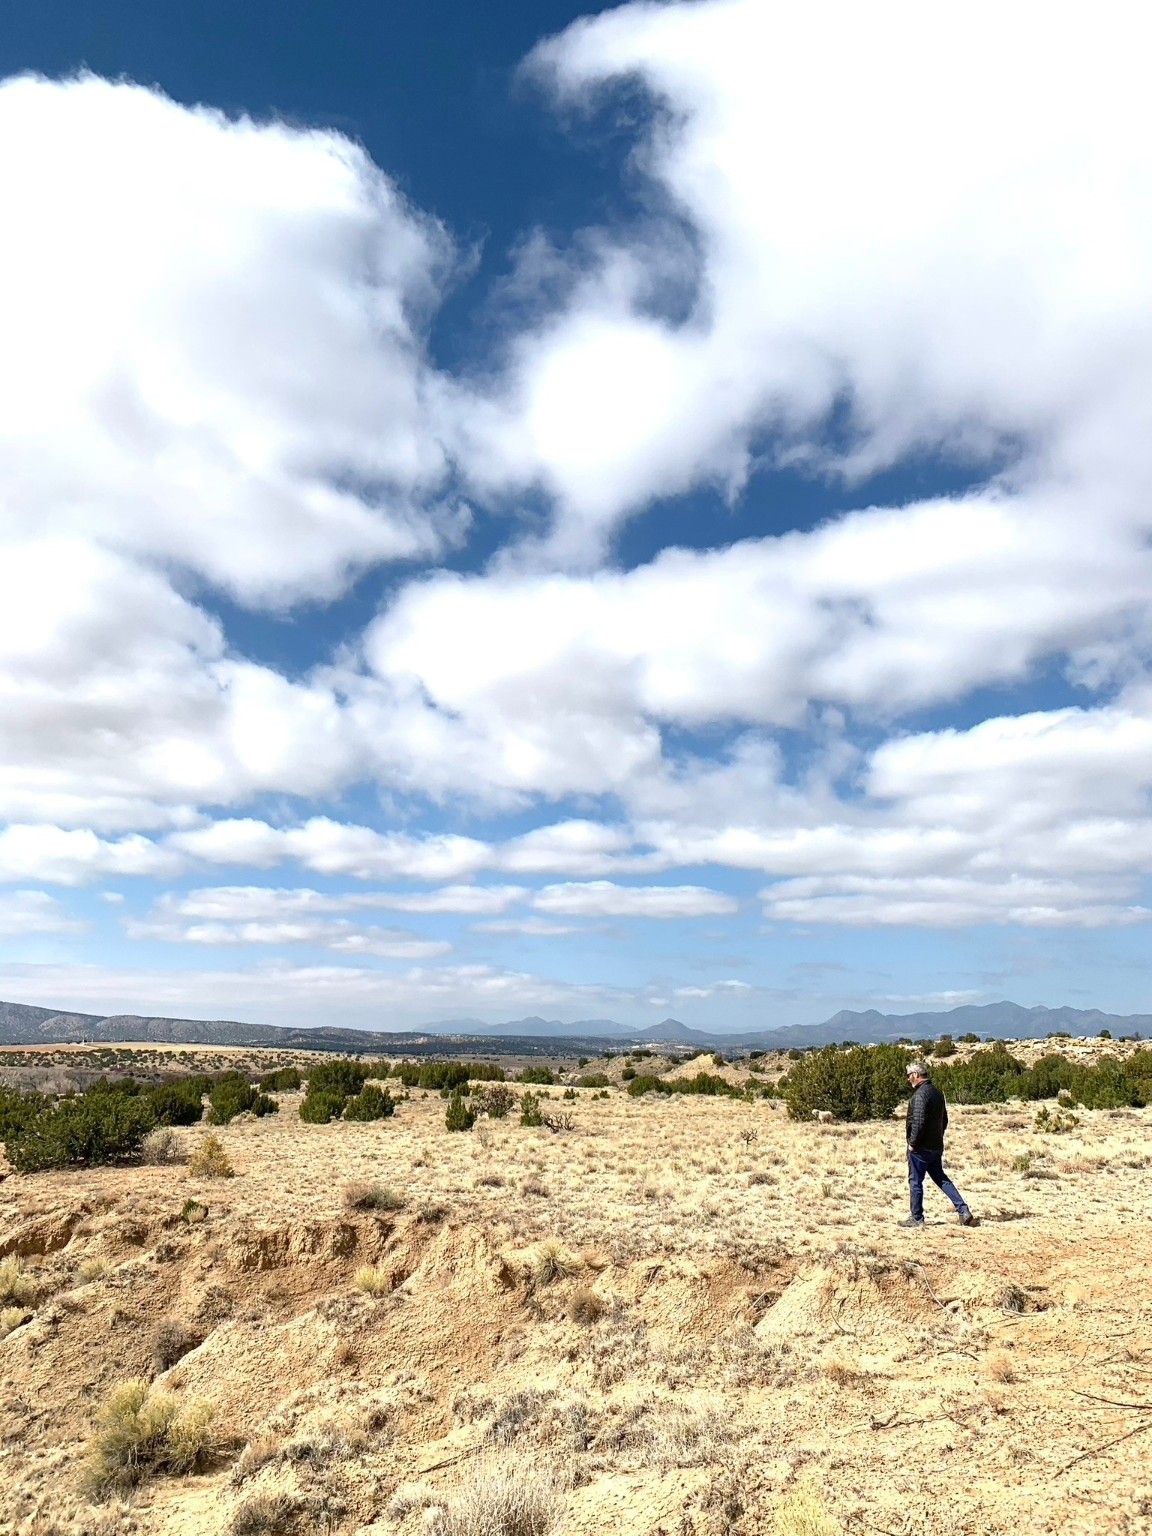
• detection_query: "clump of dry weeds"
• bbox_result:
[82,1378,217,1496]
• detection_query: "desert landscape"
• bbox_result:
[2,1042,1151,1536]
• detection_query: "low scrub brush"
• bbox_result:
[188,1134,234,1179]
[353,1265,392,1296]
[344,1180,404,1212]
[431,1455,561,1536]
[0,1256,37,1306]
[83,1379,216,1495]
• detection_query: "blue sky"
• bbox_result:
[1,0,1151,1031]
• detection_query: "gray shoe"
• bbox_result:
[958,1209,977,1226]
[898,1217,925,1229]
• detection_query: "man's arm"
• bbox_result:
[906,1086,927,1149]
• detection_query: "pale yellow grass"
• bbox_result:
[1,1046,1151,1536]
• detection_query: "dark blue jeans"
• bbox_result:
[908,1147,968,1221]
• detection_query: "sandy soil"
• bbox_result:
[2,1050,1151,1536]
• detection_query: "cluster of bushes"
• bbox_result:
[933,1045,1152,1110]
[258,1066,301,1092]
[781,1046,911,1122]
[299,1059,395,1124]
[389,1060,505,1090]
[780,1042,1152,1121]
[0,1071,246,1173]
[516,1066,555,1085]
[626,1070,744,1100]
[207,1072,278,1126]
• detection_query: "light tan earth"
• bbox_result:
[2,1046,1151,1536]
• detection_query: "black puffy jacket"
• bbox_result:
[906,1081,948,1152]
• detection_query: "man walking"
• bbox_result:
[901,1060,975,1228]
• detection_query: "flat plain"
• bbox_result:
[2,1043,1151,1536]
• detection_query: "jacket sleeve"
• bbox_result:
[906,1086,926,1148]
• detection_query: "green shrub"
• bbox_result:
[258,1066,301,1092]
[783,1045,911,1121]
[148,1079,207,1127]
[932,1046,1027,1104]
[477,1084,517,1119]
[307,1059,371,1097]
[207,1074,258,1125]
[250,1093,278,1118]
[933,1036,957,1057]
[445,1090,476,1132]
[298,1090,347,1124]
[625,1074,664,1097]
[0,1086,45,1144]
[626,1070,743,1100]
[343,1085,395,1122]
[620,1066,637,1081]
[519,1092,543,1127]
[5,1092,155,1173]
[392,1060,499,1090]
[575,1073,609,1088]
[517,1066,555,1086]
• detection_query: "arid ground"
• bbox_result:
[2,1044,1151,1536]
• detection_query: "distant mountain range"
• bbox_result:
[0,997,1146,1053]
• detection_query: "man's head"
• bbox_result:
[906,1061,930,1088]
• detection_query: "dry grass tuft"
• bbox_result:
[568,1287,605,1324]
[1,1305,31,1338]
[0,1256,38,1306]
[505,1239,582,1287]
[431,1455,561,1536]
[343,1180,405,1212]
[188,1133,234,1179]
[141,1126,185,1165]
[985,1349,1018,1384]
[774,1483,841,1535]
[353,1264,392,1296]
[333,1338,359,1368]
[151,1318,200,1372]
[82,1378,217,1495]
[230,1435,282,1486]
[823,1355,870,1389]
[231,1488,301,1534]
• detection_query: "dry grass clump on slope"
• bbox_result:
[82,1378,217,1495]
[429,1455,563,1536]
[188,1131,234,1178]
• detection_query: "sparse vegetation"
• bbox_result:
[0,1256,37,1306]
[353,1265,392,1296]
[152,1319,200,1371]
[344,1180,405,1212]
[445,1089,477,1132]
[188,1133,235,1178]
[82,1379,216,1495]
[2,1034,1150,1536]
[343,1084,396,1121]
[431,1455,561,1536]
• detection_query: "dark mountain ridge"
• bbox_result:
[0,997,1145,1054]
